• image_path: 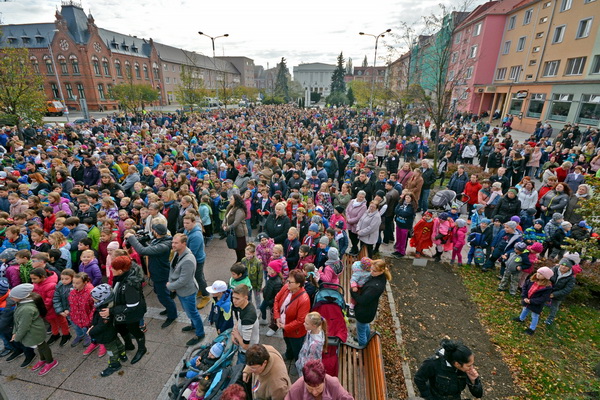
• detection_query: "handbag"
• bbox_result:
[226,229,237,249]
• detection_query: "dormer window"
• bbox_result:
[132,44,138,53]
[35,34,44,44]
[22,36,31,44]
[121,42,129,51]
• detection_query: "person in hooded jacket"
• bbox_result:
[492,188,522,223]
[30,268,71,346]
[545,259,576,325]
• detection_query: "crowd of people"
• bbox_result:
[0,105,597,399]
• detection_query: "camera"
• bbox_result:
[135,229,151,246]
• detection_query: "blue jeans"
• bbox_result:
[519,307,540,331]
[356,321,371,347]
[177,293,205,337]
[73,323,88,339]
[237,351,246,365]
[1,333,13,351]
[419,189,430,211]
[546,299,562,324]
[155,280,178,320]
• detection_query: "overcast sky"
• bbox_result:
[2,0,462,74]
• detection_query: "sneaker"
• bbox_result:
[161,318,176,329]
[31,361,47,372]
[512,317,524,323]
[71,335,84,347]
[259,318,269,326]
[266,329,277,337]
[38,360,58,376]
[20,353,36,368]
[101,362,122,377]
[186,335,205,346]
[83,343,99,355]
[59,334,72,347]
[6,349,24,362]
[524,328,535,335]
[181,325,195,332]
[47,334,61,346]
[119,352,128,362]
[98,345,107,358]
[348,308,356,318]
[83,335,92,347]
[196,296,211,309]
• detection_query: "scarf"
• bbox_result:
[19,261,33,284]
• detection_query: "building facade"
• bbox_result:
[293,62,336,97]
[0,1,253,111]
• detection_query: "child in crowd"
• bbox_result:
[319,248,341,287]
[329,206,346,231]
[47,249,67,274]
[256,232,274,281]
[30,267,71,346]
[297,245,315,271]
[303,263,320,304]
[448,205,460,222]
[69,272,103,356]
[283,227,301,270]
[513,267,554,335]
[470,204,485,230]
[207,281,234,335]
[259,259,283,324]
[467,219,491,268]
[183,342,224,379]
[334,221,349,257]
[270,244,289,280]
[518,242,543,289]
[302,223,321,253]
[295,311,327,376]
[52,268,75,347]
[432,213,454,262]
[0,278,14,357]
[350,257,372,314]
[30,229,51,254]
[241,244,263,306]
[545,259,577,325]
[15,250,33,285]
[450,219,468,265]
[314,236,330,269]
[498,242,530,295]
[410,211,434,258]
[229,263,252,298]
[79,250,102,286]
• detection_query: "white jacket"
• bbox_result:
[518,188,538,210]
[462,144,477,159]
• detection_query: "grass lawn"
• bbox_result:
[458,264,600,400]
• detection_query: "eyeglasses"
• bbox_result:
[287,280,296,284]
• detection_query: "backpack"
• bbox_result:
[474,248,486,265]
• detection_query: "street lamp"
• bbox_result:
[198,31,229,107]
[359,28,391,112]
[46,29,69,122]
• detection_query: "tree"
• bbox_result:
[110,82,158,113]
[347,81,371,107]
[362,55,368,67]
[346,57,353,75]
[328,52,348,106]
[288,79,304,102]
[175,65,207,111]
[0,47,46,126]
[347,87,355,106]
[274,57,290,102]
[566,175,600,260]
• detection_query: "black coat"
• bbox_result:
[350,273,386,324]
[415,353,484,400]
[550,267,576,301]
[283,238,301,270]
[264,214,291,245]
[164,203,181,236]
[89,305,118,344]
[262,275,283,308]
[492,196,521,222]
[111,264,146,324]
[127,235,173,282]
[421,168,437,190]
[521,279,552,314]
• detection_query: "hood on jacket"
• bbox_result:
[325,247,340,264]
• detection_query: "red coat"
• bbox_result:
[286,201,306,221]
[410,218,434,252]
[33,271,58,319]
[68,282,95,328]
[464,182,482,205]
[273,285,310,339]
[43,214,56,234]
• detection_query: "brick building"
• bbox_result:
[0,1,253,111]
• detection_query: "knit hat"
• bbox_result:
[455,219,467,228]
[480,218,491,225]
[559,259,573,269]
[561,221,572,229]
[334,206,345,214]
[327,247,340,262]
[534,219,544,226]
[0,278,9,295]
[360,257,373,269]
[209,342,225,358]
[473,204,484,210]
[315,206,324,215]
[507,188,518,195]
[319,236,329,246]
[268,259,283,274]
[91,284,113,305]
[438,212,449,220]
[375,190,386,198]
[311,215,322,225]
[0,248,18,262]
[552,213,564,222]
[107,241,120,251]
[510,216,521,224]
[528,242,543,254]
[492,182,502,189]
[537,266,554,280]
[152,223,168,236]
[526,208,537,216]
[309,223,319,232]
[10,283,34,300]
[256,232,270,241]
[335,220,344,229]
[514,242,527,252]
[505,221,517,230]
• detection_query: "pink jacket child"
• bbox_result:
[256,234,275,270]
[32,270,70,339]
[104,241,120,285]
[450,219,468,264]
[50,197,72,216]
[431,214,454,253]
[329,211,346,230]
[519,242,543,288]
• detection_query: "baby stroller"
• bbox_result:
[170,329,238,399]
[431,189,470,212]
[312,283,348,377]
[175,363,247,400]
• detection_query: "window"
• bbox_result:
[565,57,586,75]
[527,93,546,118]
[71,57,80,74]
[65,83,74,99]
[51,83,59,98]
[107,84,113,99]
[134,64,141,79]
[543,60,560,77]
[496,67,507,80]
[509,66,522,81]
[517,37,526,51]
[560,0,572,11]
[451,52,458,63]
[45,59,54,74]
[503,41,511,54]
[509,93,524,115]
[30,57,39,74]
[529,59,537,66]
[115,61,122,77]
[465,66,473,79]
[153,63,159,79]
[98,84,105,100]
[165,77,170,84]
[125,63,132,78]
[533,46,541,53]
[163,63,168,71]
[549,93,573,121]
[576,18,592,39]
[592,55,600,74]
[523,9,533,25]
[59,58,68,75]
[460,91,468,100]
[36,36,44,44]
[578,94,600,124]
[143,65,149,79]
[172,65,176,72]
[92,57,101,75]
[173,78,177,84]
[103,61,110,76]
[543,1,551,7]
[473,23,482,36]
[536,32,544,38]
[469,45,478,58]
[454,32,462,44]
[77,83,85,99]
[540,16,548,23]
[552,25,566,43]
[508,16,516,30]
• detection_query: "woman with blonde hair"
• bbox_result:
[49,232,72,270]
[48,192,72,216]
[161,189,181,235]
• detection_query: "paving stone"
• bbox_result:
[1,378,56,399]
[47,388,106,400]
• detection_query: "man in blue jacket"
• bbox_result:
[482,220,522,274]
[182,215,210,310]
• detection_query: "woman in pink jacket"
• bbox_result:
[30,267,71,345]
[345,191,367,256]
[285,359,354,400]
[431,213,454,262]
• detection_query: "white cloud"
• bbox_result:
[2,0,460,76]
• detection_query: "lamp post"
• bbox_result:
[198,31,229,107]
[359,28,391,112]
[47,30,69,122]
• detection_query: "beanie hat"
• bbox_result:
[209,342,224,358]
[526,208,537,216]
[510,216,521,224]
[10,283,34,300]
[319,236,329,246]
[309,223,319,232]
[559,259,573,269]
[311,215,322,225]
[360,257,373,269]
[327,247,340,262]
[505,221,517,230]
[0,278,9,295]
[552,213,564,222]
[480,218,491,225]
[107,241,120,251]
[334,206,345,214]
[537,266,554,280]
[514,242,527,252]
[507,188,518,196]
[315,206,324,215]
[0,248,18,262]
[534,219,544,226]
[438,212,449,221]
[375,190,386,198]
[256,232,270,241]
[528,242,543,254]
[268,259,283,274]
[455,219,467,228]
[152,223,168,236]
[561,221,572,229]
[91,284,113,306]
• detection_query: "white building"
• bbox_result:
[293,62,336,97]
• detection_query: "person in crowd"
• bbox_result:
[513,267,554,335]
[223,194,249,262]
[356,201,381,258]
[243,344,291,400]
[286,359,354,399]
